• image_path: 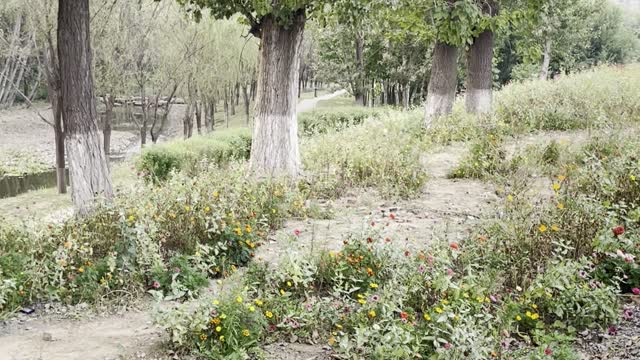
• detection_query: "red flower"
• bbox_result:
[367,237,373,243]
[385,237,392,243]
[612,226,625,237]
[294,229,301,236]
[632,288,640,295]
[400,311,408,320]
[404,250,411,257]
[371,221,376,227]
[449,242,459,250]
[544,348,553,356]
[389,213,396,220]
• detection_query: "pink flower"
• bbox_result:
[447,268,454,276]
[608,325,618,336]
[152,281,160,289]
[444,342,451,350]
[544,348,553,356]
[294,229,301,236]
[418,264,426,274]
[632,288,640,295]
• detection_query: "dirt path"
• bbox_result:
[297,89,347,113]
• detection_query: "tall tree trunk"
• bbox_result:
[250,11,305,177]
[465,29,494,114]
[242,84,250,125]
[103,95,114,156]
[209,98,215,131]
[354,32,365,106]
[403,83,410,110]
[58,0,113,215]
[540,38,552,80]
[424,41,458,128]
[43,30,66,194]
[195,101,202,134]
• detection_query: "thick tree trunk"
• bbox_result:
[195,101,202,134]
[424,41,458,128]
[540,38,552,81]
[465,29,494,114]
[209,98,215,131]
[250,12,305,178]
[242,84,250,125]
[354,33,366,106]
[58,0,113,215]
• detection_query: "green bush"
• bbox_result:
[298,107,380,135]
[0,164,310,313]
[137,128,252,182]
[302,114,428,198]
[495,65,640,132]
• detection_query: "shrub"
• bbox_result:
[302,114,428,198]
[298,107,380,135]
[137,128,251,182]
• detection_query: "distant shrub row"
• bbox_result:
[137,128,252,182]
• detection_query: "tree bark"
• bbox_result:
[230,84,236,116]
[540,38,552,80]
[424,41,458,128]
[224,87,230,128]
[403,83,411,110]
[250,11,305,178]
[58,0,113,215]
[465,29,494,114]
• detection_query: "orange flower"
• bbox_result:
[450,242,459,250]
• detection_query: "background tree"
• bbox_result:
[58,0,113,215]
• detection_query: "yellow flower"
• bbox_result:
[557,203,565,210]
[245,225,252,233]
[279,289,285,296]
[516,315,522,321]
[507,194,514,202]
[476,296,484,303]
[328,336,336,346]
[200,333,207,341]
[630,175,636,182]
[531,304,538,310]
[551,225,560,232]
[219,335,225,342]
[204,206,211,213]
[423,313,431,321]
[368,310,376,318]
[454,315,460,321]
[552,183,561,191]
[213,191,219,198]
[220,314,226,319]
[557,175,566,182]
[441,299,449,305]
[213,299,220,305]
[128,215,135,222]
[531,313,540,320]
[369,283,378,289]
[184,206,191,212]
[435,307,443,314]
[249,306,255,312]
[215,326,222,332]
[287,281,292,287]
[265,311,273,318]
[254,299,263,306]
[234,227,243,236]
[78,267,85,273]
[211,318,220,325]
[539,224,548,233]
[336,324,343,329]
[463,292,469,298]
[236,296,243,303]
[242,329,250,337]
[525,311,532,318]
[358,299,367,305]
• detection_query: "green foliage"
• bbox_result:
[302,112,428,198]
[137,128,251,182]
[0,164,309,313]
[298,107,379,136]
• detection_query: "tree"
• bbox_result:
[177,0,313,178]
[58,0,113,215]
